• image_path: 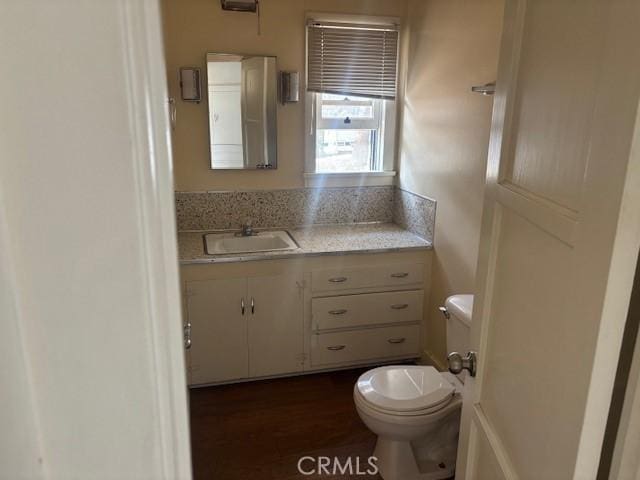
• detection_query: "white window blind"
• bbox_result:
[307,21,399,100]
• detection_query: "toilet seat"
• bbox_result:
[356,366,455,416]
[354,388,455,417]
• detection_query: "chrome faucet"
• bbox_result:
[241,222,255,237]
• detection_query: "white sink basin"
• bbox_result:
[204,230,298,255]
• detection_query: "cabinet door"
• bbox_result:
[186,278,248,385]
[247,274,303,377]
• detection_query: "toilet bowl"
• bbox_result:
[354,365,462,480]
[354,294,473,480]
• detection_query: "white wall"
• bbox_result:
[399,0,504,365]
[161,0,408,191]
[0,1,191,478]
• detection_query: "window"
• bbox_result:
[305,16,400,185]
[315,94,383,173]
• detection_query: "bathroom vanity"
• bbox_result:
[178,224,432,386]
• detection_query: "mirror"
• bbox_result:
[206,53,277,170]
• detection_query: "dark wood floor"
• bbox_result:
[189,368,381,480]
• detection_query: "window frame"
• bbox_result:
[316,94,381,130]
[304,12,400,187]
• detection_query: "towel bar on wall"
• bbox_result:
[471,82,496,95]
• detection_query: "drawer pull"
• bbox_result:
[328,277,348,283]
[327,345,346,351]
[390,304,409,310]
[329,309,348,315]
[388,337,406,344]
[390,272,409,278]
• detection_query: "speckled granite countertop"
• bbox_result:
[178,223,432,265]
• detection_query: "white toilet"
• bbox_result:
[354,294,473,480]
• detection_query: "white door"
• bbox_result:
[208,60,244,168]
[241,57,267,167]
[456,1,640,479]
[210,86,244,168]
[247,274,304,377]
[186,278,249,384]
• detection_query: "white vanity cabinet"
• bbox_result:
[185,272,304,385]
[312,324,421,367]
[309,262,425,369]
[312,290,424,330]
[247,275,304,377]
[185,277,248,384]
[181,250,431,386]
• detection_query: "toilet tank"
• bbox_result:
[445,294,473,355]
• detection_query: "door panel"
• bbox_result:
[186,278,248,384]
[457,0,640,479]
[210,88,243,146]
[473,427,507,480]
[506,1,604,211]
[480,208,582,479]
[247,274,303,377]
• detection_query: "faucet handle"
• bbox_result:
[241,221,254,236]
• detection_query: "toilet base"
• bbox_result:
[374,437,455,480]
[353,367,464,480]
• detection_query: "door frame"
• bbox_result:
[117,0,193,476]
[0,0,192,477]
[604,255,640,479]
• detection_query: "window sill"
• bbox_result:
[304,171,396,188]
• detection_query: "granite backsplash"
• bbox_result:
[175,186,436,242]
[393,188,437,242]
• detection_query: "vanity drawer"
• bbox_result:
[311,263,424,293]
[311,324,420,367]
[312,290,423,331]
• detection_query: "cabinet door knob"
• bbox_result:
[328,277,348,283]
[329,309,348,315]
[327,345,346,351]
[251,297,255,314]
[390,272,409,278]
[390,303,409,310]
[387,337,406,344]
[241,298,245,315]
